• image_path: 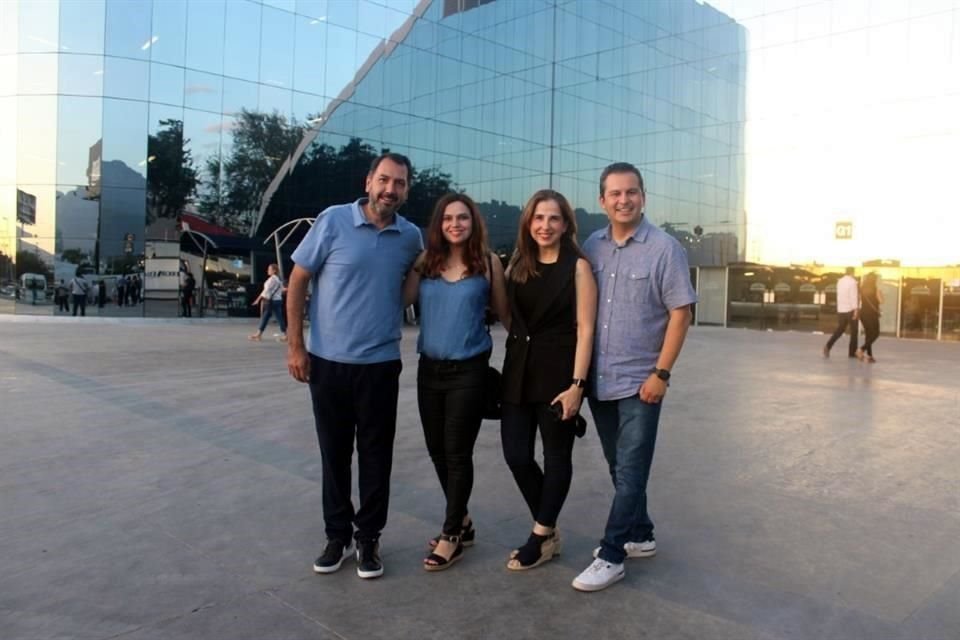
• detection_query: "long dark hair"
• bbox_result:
[421,193,490,279]
[507,189,583,284]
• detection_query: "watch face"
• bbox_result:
[656,369,670,380]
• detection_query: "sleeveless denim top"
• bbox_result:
[417,274,492,360]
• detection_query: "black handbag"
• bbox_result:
[482,252,503,420]
[482,365,502,420]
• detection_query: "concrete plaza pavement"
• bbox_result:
[1,318,959,640]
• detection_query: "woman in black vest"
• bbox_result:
[501,189,597,570]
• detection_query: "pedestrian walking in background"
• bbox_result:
[248,264,286,341]
[823,267,860,358]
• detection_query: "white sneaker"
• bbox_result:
[593,538,657,559]
[572,558,625,592]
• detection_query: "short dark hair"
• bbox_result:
[368,152,413,181]
[600,162,644,196]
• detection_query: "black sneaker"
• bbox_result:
[313,539,352,574]
[356,540,384,579]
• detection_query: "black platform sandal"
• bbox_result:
[424,534,464,572]
[428,520,475,549]
[506,530,561,571]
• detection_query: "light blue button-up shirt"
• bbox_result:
[583,215,697,401]
[291,198,423,364]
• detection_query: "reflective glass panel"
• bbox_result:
[56,96,103,187]
[150,0,187,66]
[260,6,295,89]
[105,0,152,60]
[150,62,185,106]
[60,0,106,55]
[293,15,326,96]
[185,0,225,74]
[223,0,262,82]
[18,0,59,53]
[184,70,223,113]
[101,98,149,187]
[17,53,58,95]
[58,54,105,96]
[103,56,149,101]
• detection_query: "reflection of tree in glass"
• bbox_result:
[200,110,305,235]
[15,251,53,280]
[147,119,199,224]
[260,136,456,236]
[60,248,90,265]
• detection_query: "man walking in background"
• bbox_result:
[823,267,859,358]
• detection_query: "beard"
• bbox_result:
[370,194,401,217]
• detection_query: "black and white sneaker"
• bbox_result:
[313,539,352,574]
[356,540,384,579]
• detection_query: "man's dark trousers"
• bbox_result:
[308,355,402,544]
[825,311,858,357]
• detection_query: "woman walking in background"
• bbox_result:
[857,272,883,363]
[249,263,286,341]
[500,189,597,571]
[403,193,509,571]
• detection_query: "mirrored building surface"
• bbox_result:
[2,0,958,341]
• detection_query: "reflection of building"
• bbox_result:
[257,0,748,263]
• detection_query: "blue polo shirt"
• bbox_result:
[291,198,423,364]
[584,215,697,401]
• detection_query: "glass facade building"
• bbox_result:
[2,0,958,341]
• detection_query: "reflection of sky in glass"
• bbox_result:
[708,0,960,267]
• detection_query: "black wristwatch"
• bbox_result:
[654,368,671,381]
[571,378,587,388]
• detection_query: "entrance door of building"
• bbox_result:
[900,277,941,340]
[696,267,726,325]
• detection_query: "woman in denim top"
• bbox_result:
[403,193,509,571]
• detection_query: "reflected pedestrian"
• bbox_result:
[69,270,90,317]
[823,267,859,358]
[182,271,196,318]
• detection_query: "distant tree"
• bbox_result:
[15,251,53,279]
[147,119,199,223]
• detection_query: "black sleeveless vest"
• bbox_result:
[501,244,579,404]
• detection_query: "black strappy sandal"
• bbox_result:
[423,534,464,572]
[428,520,475,549]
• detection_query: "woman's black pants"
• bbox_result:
[500,402,575,528]
[417,354,487,536]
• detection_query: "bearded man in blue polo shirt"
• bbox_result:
[572,162,698,592]
[286,153,423,579]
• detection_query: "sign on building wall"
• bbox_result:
[835,221,853,240]
[143,258,181,292]
[16,189,36,225]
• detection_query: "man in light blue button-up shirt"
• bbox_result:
[285,153,423,580]
[572,163,697,593]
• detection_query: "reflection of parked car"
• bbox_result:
[1,282,17,298]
